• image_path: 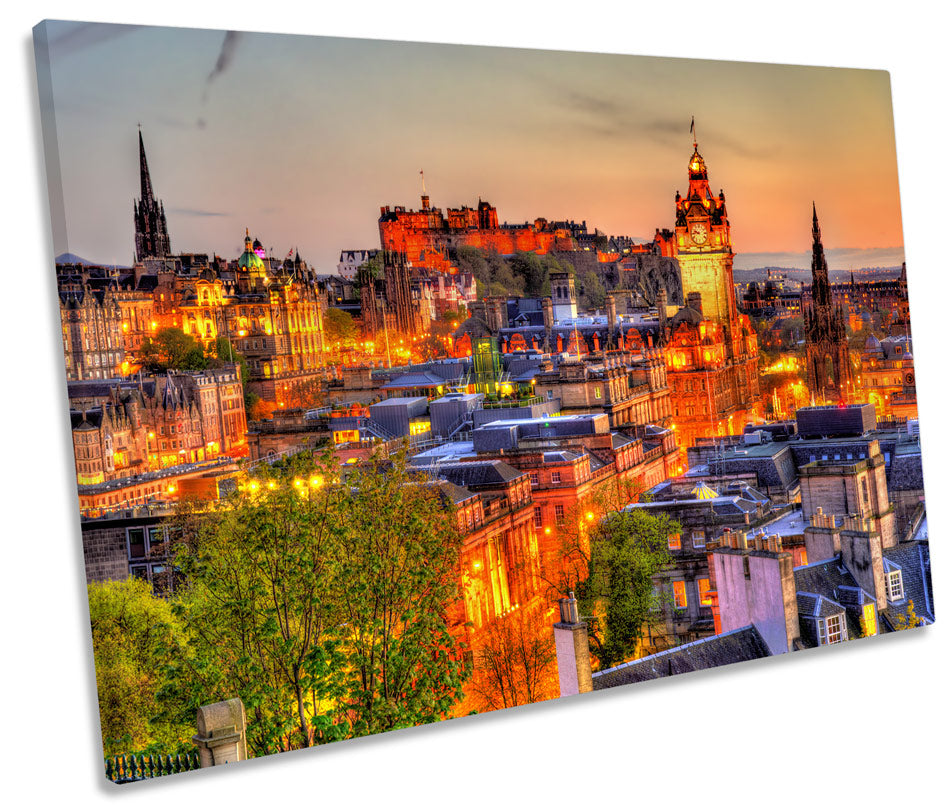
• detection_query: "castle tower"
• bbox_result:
[133,129,171,261]
[673,141,735,328]
[803,204,852,402]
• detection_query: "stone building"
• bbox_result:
[58,281,126,381]
[639,140,762,449]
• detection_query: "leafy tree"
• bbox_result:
[576,508,677,668]
[87,578,192,755]
[138,327,208,372]
[324,308,357,346]
[328,453,470,736]
[353,254,382,292]
[892,599,921,631]
[509,252,549,297]
[162,451,468,753]
[164,455,347,754]
[465,607,558,712]
[578,269,607,311]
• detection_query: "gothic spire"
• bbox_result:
[139,127,155,204]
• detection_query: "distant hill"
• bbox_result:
[55,252,131,269]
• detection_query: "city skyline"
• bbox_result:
[39,21,905,273]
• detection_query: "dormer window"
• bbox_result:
[820,613,845,645]
[886,569,904,602]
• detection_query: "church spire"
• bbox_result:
[133,128,171,261]
[139,126,154,204]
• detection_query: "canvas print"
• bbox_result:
[34,20,933,783]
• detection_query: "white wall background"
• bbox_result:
[4,2,947,808]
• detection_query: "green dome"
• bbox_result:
[239,249,265,274]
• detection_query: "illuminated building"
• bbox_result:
[663,140,761,446]
[68,365,247,485]
[58,278,126,381]
[803,205,853,402]
[858,335,917,419]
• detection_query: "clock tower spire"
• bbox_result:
[673,136,735,327]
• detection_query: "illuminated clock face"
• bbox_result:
[690,223,708,245]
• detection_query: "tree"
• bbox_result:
[324,308,357,347]
[465,607,558,712]
[578,269,607,312]
[138,327,207,372]
[353,254,382,292]
[892,600,921,631]
[576,507,677,668]
[162,451,469,753]
[87,578,192,755]
[327,453,470,736]
[165,454,347,755]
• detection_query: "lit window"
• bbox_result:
[698,577,713,606]
[668,533,681,550]
[673,580,687,609]
[822,614,844,645]
[887,570,904,602]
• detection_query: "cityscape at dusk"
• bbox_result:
[39,21,904,272]
[34,19,932,785]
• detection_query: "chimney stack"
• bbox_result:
[553,592,593,697]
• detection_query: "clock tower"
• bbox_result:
[673,141,736,328]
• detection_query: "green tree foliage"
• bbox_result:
[353,254,382,291]
[578,269,607,311]
[164,455,349,754]
[323,308,357,346]
[87,578,193,755]
[138,327,207,372]
[157,451,468,755]
[574,508,677,669]
[457,246,524,297]
[327,454,469,736]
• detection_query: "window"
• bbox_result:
[594,387,602,399]
[692,529,706,549]
[667,533,681,550]
[555,504,565,525]
[529,473,539,487]
[533,506,543,528]
[822,614,844,645]
[673,581,687,609]
[551,471,562,485]
[698,577,713,606]
[128,528,146,559]
[887,570,904,602]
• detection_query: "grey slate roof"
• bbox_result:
[591,625,771,689]
[419,459,526,490]
[880,541,935,627]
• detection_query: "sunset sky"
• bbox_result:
[36,20,905,272]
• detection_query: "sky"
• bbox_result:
[35,20,906,273]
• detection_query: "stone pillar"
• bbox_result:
[193,698,247,768]
[553,593,593,697]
